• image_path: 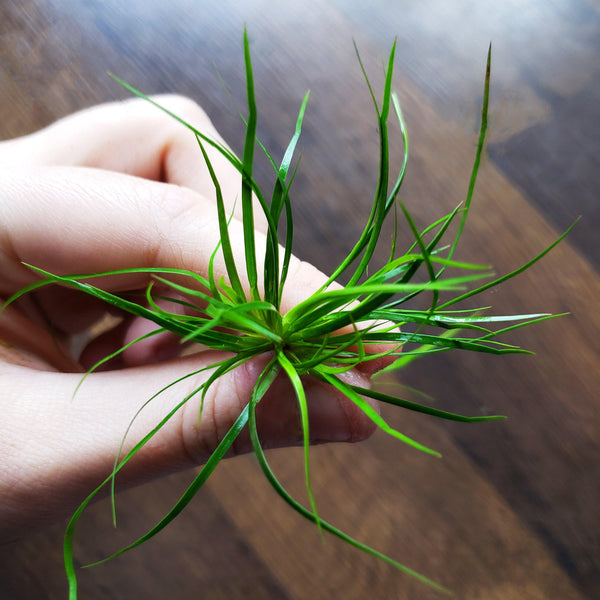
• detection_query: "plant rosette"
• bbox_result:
[4,29,574,599]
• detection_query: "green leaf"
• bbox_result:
[320,372,441,457]
[247,386,451,595]
[195,133,246,302]
[353,385,506,422]
[241,27,260,301]
[277,351,322,534]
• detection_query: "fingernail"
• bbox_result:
[304,372,375,443]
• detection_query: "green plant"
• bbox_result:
[5,30,573,599]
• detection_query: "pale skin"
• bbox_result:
[0,96,381,543]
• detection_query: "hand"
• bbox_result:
[0,96,377,542]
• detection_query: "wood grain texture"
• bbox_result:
[1,1,598,599]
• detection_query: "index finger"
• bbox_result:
[0,165,327,316]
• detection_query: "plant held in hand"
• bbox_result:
[5,30,573,599]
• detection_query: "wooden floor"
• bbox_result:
[1,1,598,598]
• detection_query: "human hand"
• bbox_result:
[0,96,377,542]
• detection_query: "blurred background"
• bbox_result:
[0,1,598,599]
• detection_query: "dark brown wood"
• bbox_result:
[1,1,598,599]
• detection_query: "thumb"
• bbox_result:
[0,352,374,540]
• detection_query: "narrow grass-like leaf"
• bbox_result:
[446,43,491,262]
[347,40,396,285]
[320,372,441,457]
[72,329,166,400]
[277,351,322,534]
[241,28,259,301]
[265,91,310,310]
[72,355,259,577]
[64,354,245,598]
[108,74,280,239]
[439,220,579,310]
[195,134,245,302]
[400,202,440,314]
[354,386,506,422]
[247,393,451,595]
